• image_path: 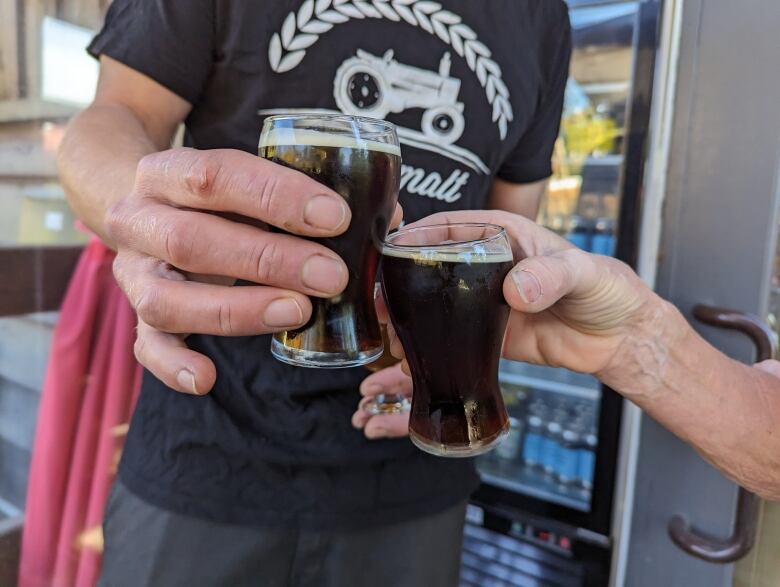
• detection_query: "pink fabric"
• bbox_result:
[19,239,141,587]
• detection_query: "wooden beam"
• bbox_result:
[0,98,78,123]
[0,246,82,316]
[23,0,58,99]
[0,0,20,100]
[57,0,110,30]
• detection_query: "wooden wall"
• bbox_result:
[0,0,110,102]
[0,0,108,513]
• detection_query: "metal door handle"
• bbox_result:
[667,304,776,563]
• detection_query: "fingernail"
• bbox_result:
[512,270,542,304]
[176,369,199,395]
[303,195,348,231]
[302,255,347,294]
[264,298,304,328]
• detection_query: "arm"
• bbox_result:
[359,209,780,500]
[481,209,780,500]
[487,177,547,220]
[60,56,190,244]
[59,57,353,395]
[603,300,780,500]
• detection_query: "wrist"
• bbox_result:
[597,297,687,398]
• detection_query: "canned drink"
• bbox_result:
[541,420,563,475]
[522,415,544,468]
[495,417,522,461]
[591,218,616,257]
[556,428,581,485]
[577,429,598,490]
[566,216,594,252]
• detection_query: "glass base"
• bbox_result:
[409,421,510,458]
[271,338,383,369]
[363,394,411,415]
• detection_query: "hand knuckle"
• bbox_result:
[215,302,234,336]
[255,173,281,220]
[133,333,148,364]
[136,152,161,183]
[183,151,220,199]
[135,285,167,329]
[161,218,193,266]
[252,239,285,283]
[111,254,129,286]
[104,199,132,244]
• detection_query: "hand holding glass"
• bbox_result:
[259,114,401,368]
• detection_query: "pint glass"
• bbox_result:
[381,223,514,456]
[259,114,401,368]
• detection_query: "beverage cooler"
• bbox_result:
[459,1,662,585]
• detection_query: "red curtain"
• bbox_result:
[18,239,141,587]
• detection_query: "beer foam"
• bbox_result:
[259,128,401,156]
[382,247,514,264]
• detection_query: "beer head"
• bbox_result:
[381,247,513,266]
[259,114,401,157]
[383,222,512,262]
[259,127,401,157]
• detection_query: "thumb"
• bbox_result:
[503,249,595,314]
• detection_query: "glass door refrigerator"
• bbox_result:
[460,1,662,585]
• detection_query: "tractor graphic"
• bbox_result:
[334,49,466,145]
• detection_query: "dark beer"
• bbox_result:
[382,247,514,456]
[259,123,401,368]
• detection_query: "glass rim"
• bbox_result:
[262,113,396,133]
[383,222,508,251]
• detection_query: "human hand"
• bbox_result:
[107,148,402,395]
[351,363,412,439]
[382,210,660,382]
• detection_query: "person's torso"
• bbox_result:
[123,0,567,524]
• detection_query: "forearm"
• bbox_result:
[487,178,546,220]
[59,103,161,244]
[604,300,780,499]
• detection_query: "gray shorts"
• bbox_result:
[99,481,466,587]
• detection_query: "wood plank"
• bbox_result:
[0,246,82,317]
[0,316,54,392]
[0,0,20,100]
[24,0,58,99]
[58,0,110,29]
[0,98,78,123]
[0,516,23,587]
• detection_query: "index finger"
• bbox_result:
[135,148,351,237]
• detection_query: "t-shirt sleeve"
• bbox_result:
[497,6,572,184]
[87,0,215,105]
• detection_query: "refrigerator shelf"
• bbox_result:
[478,460,592,513]
[499,370,600,401]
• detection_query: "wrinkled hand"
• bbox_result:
[359,210,658,401]
[109,147,400,395]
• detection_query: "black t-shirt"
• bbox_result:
[89,0,571,529]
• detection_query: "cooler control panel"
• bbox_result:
[461,505,586,587]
